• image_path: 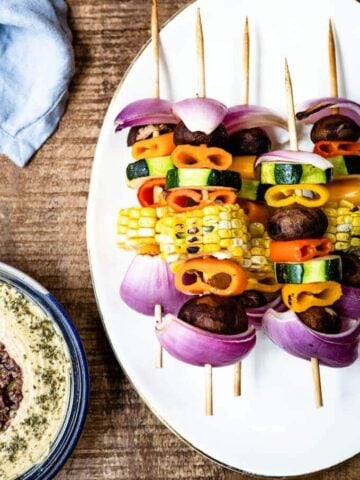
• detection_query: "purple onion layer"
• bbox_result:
[263,309,360,368]
[156,314,256,367]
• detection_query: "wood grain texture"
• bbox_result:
[0,1,359,479]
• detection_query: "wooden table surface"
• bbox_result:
[1,1,359,478]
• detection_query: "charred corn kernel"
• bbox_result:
[186,235,203,244]
[336,232,350,242]
[249,223,265,237]
[350,238,360,247]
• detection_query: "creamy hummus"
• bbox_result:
[0,283,70,480]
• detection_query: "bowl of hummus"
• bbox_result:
[0,263,89,480]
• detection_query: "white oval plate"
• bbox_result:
[87,0,360,476]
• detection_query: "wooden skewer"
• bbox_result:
[196,10,213,414]
[285,59,323,408]
[234,16,250,397]
[328,19,339,115]
[205,363,213,416]
[151,0,160,99]
[242,16,250,105]
[311,358,323,408]
[328,19,338,98]
[196,8,206,98]
[151,0,163,368]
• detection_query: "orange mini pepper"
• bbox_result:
[166,188,237,213]
[270,238,332,262]
[174,257,247,296]
[314,141,360,158]
[326,176,360,205]
[281,281,342,313]
[237,199,270,225]
[245,272,282,293]
[137,177,167,207]
[231,156,259,180]
[171,144,232,170]
[132,132,175,160]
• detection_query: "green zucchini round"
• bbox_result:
[166,168,241,190]
[260,162,333,185]
[274,255,342,284]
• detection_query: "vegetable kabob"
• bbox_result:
[156,9,256,415]
[296,20,360,252]
[260,60,356,408]
[116,0,184,369]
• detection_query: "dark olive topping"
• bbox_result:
[236,290,268,308]
[267,206,328,241]
[333,251,360,288]
[228,128,271,156]
[311,114,360,143]
[298,306,341,334]
[127,123,175,146]
[178,295,248,335]
[0,343,23,432]
[173,121,230,150]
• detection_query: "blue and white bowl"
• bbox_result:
[0,262,89,480]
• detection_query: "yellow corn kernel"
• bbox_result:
[128,219,139,229]
[265,248,270,257]
[323,208,337,217]
[336,232,350,242]
[243,258,252,268]
[220,239,232,248]
[203,233,220,244]
[337,224,352,233]
[251,255,268,265]
[327,226,337,234]
[128,208,140,219]
[138,228,155,237]
[352,227,360,236]
[336,215,352,225]
[203,205,219,215]
[325,233,336,242]
[350,238,360,247]
[352,217,360,227]
[334,241,349,250]
[219,220,232,229]
[251,247,265,256]
[337,208,351,216]
[230,247,244,257]
[249,222,265,237]
[203,215,219,226]
[327,217,337,226]
[232,238,245,247]
[218,229,232,239]
[231,219,243,228]
[203,243,220,253]
[339,200,354,208]
[219,211,232,221]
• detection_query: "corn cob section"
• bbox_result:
[117,207,163,255]
[155,204,249,264]
[322,200,360,250]
[243,222,272,272]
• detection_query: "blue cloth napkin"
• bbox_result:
[0,0,75,167]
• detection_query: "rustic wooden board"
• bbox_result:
[0,1,359,478]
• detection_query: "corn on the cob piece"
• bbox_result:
[322,200,360,251]
[155,204,249,264]
[117,207,160,254]
[244,221,273,272]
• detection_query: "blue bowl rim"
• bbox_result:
[0,262,89,480]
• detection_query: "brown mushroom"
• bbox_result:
[311,114,360,143]
[236,290,268,308]
[334,250,360,288]
[178,295,248,335]
[267,206,328,241]
[228,127,271,156]
[127,123,175,146]
[298,306,341,334]
[173,121,230,150]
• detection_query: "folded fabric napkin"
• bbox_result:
[0,0,75,167]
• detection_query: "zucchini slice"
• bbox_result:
[328,155,360,177]
[126,156,174,188]
[166,168,241,190]
[260,162,333,185]
[274,255,342,284]
[237,179,269,201]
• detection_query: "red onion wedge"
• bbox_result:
[335,285,360,320]
[263,309,360,368]
[223,105,288,138]
[296,97,360,126]
[156,314,256,367]
[172,98,227,135]
[255,150,333,170]
[114,98,177,132]
[120,255,189,316]
[246,296,286,329]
